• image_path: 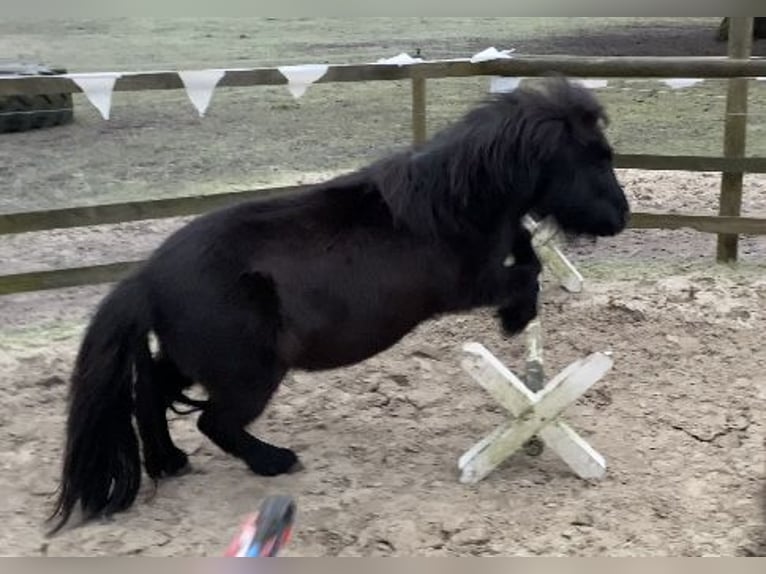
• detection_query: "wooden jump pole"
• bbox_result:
[458,216,609,484]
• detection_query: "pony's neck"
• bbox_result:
[370,145,525,244]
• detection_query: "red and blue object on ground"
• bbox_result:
[223,495,296,557]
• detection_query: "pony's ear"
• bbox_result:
[566,106,608,144]
[580,109,599,130]
[587,109,609,130]
[545,78,609,136]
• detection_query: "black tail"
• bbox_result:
[47,276,151,535]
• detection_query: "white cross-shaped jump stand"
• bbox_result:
[458,215,612,484]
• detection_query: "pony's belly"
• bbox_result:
[280,314,425,371]
[271,248,452,371]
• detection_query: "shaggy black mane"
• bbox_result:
[365,78,610,239]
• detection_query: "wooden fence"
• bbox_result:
[1,18,764,296]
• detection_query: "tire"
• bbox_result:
[0,64,75,134]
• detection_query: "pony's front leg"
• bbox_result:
[496,266,540,335]
[495,227,542,335]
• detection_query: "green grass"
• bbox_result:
[0,18,714,72]
[2,17,765,212]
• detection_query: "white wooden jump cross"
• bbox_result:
[458,215,613,484]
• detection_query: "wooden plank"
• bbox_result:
[460,341,538,414]
[2,154,765,238]
[432,55,766,79]
[458,421,512,472]
[629,212,766,235]
[524,318,545,393]
[614,154,766,173]
[2,155,766,236]
[717,17,754,263]
[523,215,584,293]
[411,76,427,146]
[1,212,765,296]
[3,196,766,242]
[458,347,613,483]
[2,154,766,237]
[0,262,139,296]
[522,320,546,456]
[0,184,306,235]
[538,422,607,480]
[4,56,766,96]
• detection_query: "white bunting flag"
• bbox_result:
[575,78,609,89]
[661,78,704,89]
[178,69,226,117]
[470,47,515,63]
[277,64,329,99]
[489,76,522,93]
[65,72,122,119]
[375,53,424,66]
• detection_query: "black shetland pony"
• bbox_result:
[48,78,629,533]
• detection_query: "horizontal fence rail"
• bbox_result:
[3,56,766,96]
[2,210,765,296]
[0,262,140,296]
[3,172,766,237]
[0,185,305,236]
[614,155,766,173]
[629,212,766,235]
[2,47,766,296]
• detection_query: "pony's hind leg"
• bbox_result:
[197,356,300,476]
[134,348,191,480]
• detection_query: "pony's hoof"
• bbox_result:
[247,446,301,476]
[287,459,305,474]
[160,448,190,478]
[169,461,193,477]
[498,302,538,336]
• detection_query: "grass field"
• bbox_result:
[2,17,766,212]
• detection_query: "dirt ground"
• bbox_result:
[0,18,765,557]
[1,254,764,557]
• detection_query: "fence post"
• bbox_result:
[716,17,754,263]
[411,76,427,146]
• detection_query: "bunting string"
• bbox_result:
[2,46,764,121]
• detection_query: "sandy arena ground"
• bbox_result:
[1,177,764,558]
[0,18,765,556]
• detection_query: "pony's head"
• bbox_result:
[499,78,630,237]
[370,77,629,243]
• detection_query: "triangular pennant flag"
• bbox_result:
[375,53,424,66]
[178,69,226,117]
[470,47,515,63]
[277,64,329,99]
[661,78,704,89]
[489,76,521,93]
[65,72,122,119]
[574,78,609,89]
